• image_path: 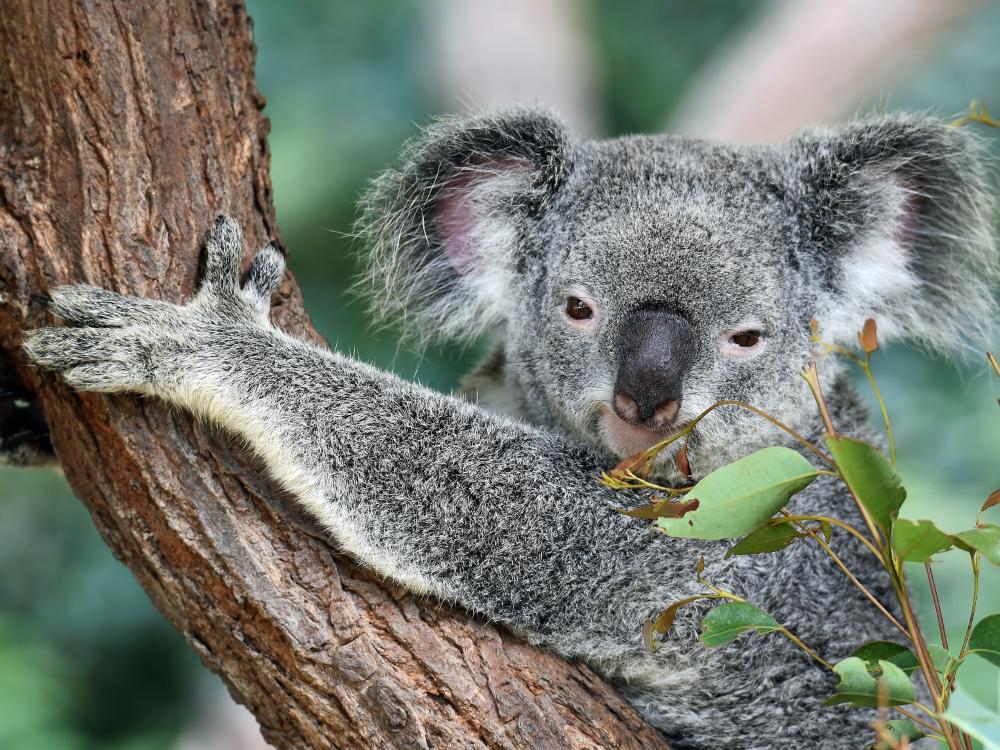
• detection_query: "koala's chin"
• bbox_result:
[598,406,681,459]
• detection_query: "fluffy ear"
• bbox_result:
[788,115,998,354]
[357,109,573,342]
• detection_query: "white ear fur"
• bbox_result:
[816,180,922,345]
[802,117,998,356]
[429,161,536,340]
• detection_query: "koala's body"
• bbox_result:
[17,110,998,749]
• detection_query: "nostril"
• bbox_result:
[648,399,680,430]
[612,391,640,424]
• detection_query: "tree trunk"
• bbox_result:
[0,3,670,748]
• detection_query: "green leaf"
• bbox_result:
[944,686,1000,750]
[851,640,952,676]
[699,602,780,647]
[823,656,915,708]
[657,447,819,540]
[952,524,1000,567]
[927,643,954,674]
[874,719,924,750]
[969,613,1000,668]
[826,436,906,530]
[725,521,803,558]
[891,518,954,562]
[852,641,916,674]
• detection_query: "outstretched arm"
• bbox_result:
[24,218,722,641]
[25,218,884,748]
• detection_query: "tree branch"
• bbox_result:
[0,2,669,748]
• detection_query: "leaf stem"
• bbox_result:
[860,356,897,468]
[697,573,835,673]
[815,342,897,466]
[958,552,981,660]
[643,399,833,467]
[890,564,962,750]
[790,517,908,638]
[893,706,941,735]
[781,513,882,559]
[924,563,949,651]
[801,361,837,437]
[801,361,885,550]
[777,626,833,670]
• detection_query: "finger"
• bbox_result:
[49,285,174,327]
[203,215,244,292]
[22,327,139,371]
[242,243,285,304]
[63,362,144,393]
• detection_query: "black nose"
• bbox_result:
[612,306,696,430]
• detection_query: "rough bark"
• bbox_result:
[0,3,670,749]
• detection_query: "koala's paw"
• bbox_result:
[23,216,285,396]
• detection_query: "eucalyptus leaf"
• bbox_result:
[952,524,1000,567]
[851,641,915,674]
[725,521,803,558]
[891,518,953,562]
[657,447,818,540]
[969,613,1000,668]
[944,686,1000,750]
[874,719,924,750]
[983,489,1000,515]
[825,436,905,530]
[823,656,915,708]
[699,602,780,648]
[652,596,707,637]
[849,641,950,676]
[927,644,954,674]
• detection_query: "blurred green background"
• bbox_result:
[1,1,998,747]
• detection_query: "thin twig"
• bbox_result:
[645,399,834,466]
[801,361,884,549]
[894,706,941,735]
[924,563,949,651]
[861,358,897,467]
[778,626,833,670]
[948,552,981,697]
[790,517,908,638]
[781,513,882,559]
[891,565,962,750]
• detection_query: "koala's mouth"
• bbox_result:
[599,406,685,459]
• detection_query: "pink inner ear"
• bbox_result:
[434,156,534,275]
[436,186,478,274]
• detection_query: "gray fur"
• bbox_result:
[21,112,999,749]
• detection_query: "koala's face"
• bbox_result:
[506,137,817,472]
[362,110,995,478]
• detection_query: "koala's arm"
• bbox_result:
[23,218,881,748]
[23,219,712,630]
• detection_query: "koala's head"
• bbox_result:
[359,110,997,476]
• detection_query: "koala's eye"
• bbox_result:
[720,327,766,359]
[730,331,762,348]
[565,296,593,321]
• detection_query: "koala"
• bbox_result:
[18,109,998,749]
